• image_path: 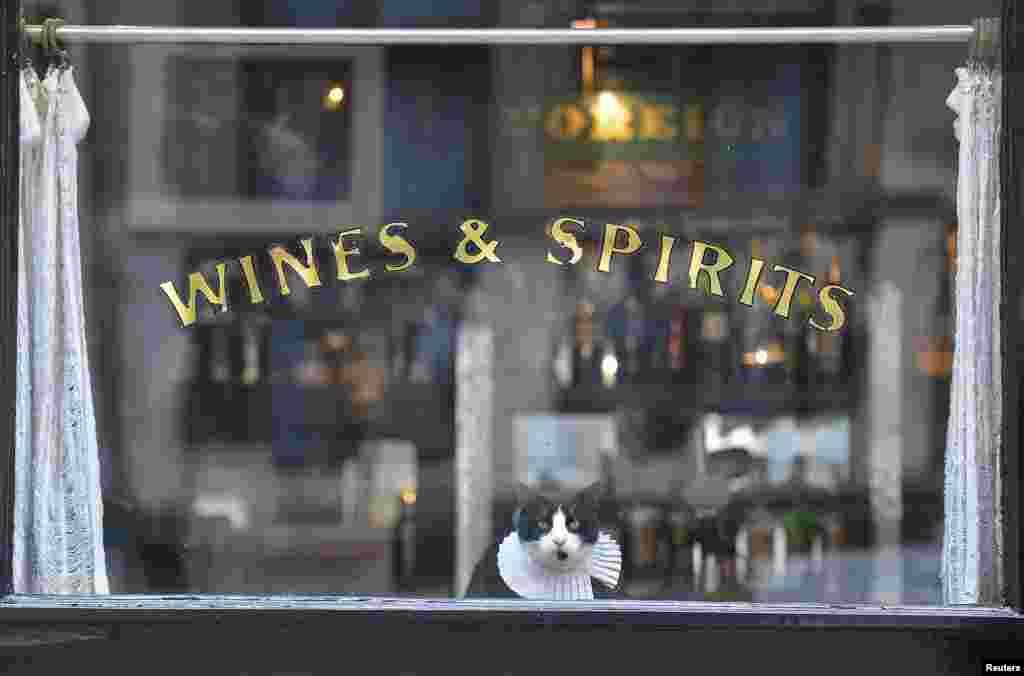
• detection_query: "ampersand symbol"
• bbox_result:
[454,219,502,264]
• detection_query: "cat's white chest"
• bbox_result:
[496,532,622,600]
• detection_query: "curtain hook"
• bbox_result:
[41,18,64,59]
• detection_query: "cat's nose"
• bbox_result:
[552,534,567,546]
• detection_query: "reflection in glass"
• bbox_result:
[13,0,984,605]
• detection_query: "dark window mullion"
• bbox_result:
[0,0,20,596]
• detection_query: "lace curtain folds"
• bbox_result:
[14,64,108,594]
[942,63,1002,605]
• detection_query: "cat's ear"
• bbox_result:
[574,480,607,507]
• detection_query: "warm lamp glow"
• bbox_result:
[323,84,346,111]
[593,91,626,120]
[601,352,619,388]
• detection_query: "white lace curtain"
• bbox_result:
[943,63,1002,605]
[14,63,108,594]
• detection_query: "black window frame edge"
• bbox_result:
[0,1,1022,672]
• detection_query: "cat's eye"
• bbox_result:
[538,521,550,530]
[568,520,579,531]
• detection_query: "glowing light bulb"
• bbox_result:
[601,352,619,388]
[591,91,631,142]
[594,91,625,118]
[755,349,768,365]
[323,85,346,111]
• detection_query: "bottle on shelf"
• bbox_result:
[208,314,235,385]
[767,225,819,392]
[607,266,647,385]
[392,489,418,591]
[692,239,734,395]
[738,237,790,387]
[661,240,697,385]
[809,253,847,387]
[568,238,608,389]
[386,270,417,385]
[239,311,271,386]
[642,243,678,381]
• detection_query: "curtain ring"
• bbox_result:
[41,18,64,55]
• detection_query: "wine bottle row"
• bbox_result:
[552,226,859,396]
[189,266,464,391]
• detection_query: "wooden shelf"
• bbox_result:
[557,379,859,418]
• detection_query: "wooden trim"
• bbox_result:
[0,0,19,596]
[1000,0,1022,612]
[0,595,1021,631]
[0,9,1019,668]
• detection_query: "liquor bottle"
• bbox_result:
[392,491,417,591]
[608,289,646,385]
[570,295,598,387]
[644,268,674,379]
[638,241,688,381]
[239,312,271,386]
[667,292,690,383]
[209,314,234,385]
[663,244,696,385]
[738,237,789,386]
[772,226,819,391]
[571,238,611,388]
[809,253,846,386]
[693,247,733,394]
[430,269,460,387]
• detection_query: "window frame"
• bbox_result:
[0,1,1022,669]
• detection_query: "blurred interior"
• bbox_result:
[18,0,1000,602]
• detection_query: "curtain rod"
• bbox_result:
[21,24,975,46]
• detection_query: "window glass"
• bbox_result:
[16,0,999,603]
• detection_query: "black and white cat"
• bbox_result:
[463,481,625,600]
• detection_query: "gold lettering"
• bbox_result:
[379,222,416,272]
[638,104,678,141]
[653,235,676,283]
[772,265,816,319]
[546,217,585,265]
[689,241,735,297]
[545,103,587,140]
[269,238,323,296]
[159,263,228,328]
[238,255,265,305]
[810,284,854,333]
[597,223,642,273]
[454,219,501,264]
[332,229,372,281]
[738,258,767,307]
